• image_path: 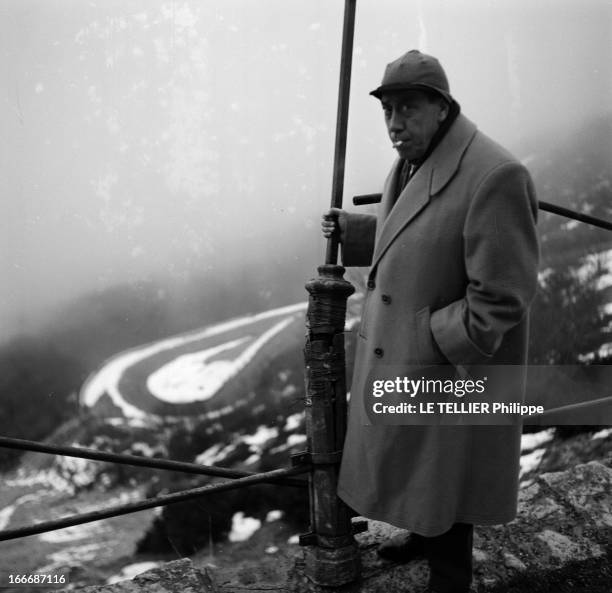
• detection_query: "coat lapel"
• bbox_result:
[371,114,478,270]
[372,160,432,268]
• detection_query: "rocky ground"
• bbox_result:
[57,428,611,593]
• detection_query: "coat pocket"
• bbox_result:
[415,305,447,365]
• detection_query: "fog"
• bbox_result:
[1,0,610,340]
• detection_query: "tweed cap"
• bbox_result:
[370,50,453,103]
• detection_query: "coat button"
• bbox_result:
[374,347,384,358]
[367,280,376,290]
[381,294,391,304]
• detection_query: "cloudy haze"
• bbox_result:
[1,0,611,340]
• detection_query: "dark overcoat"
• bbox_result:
[337,113,539,536]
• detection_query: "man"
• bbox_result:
[321,50,539,593]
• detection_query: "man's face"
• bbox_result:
[380,90,449,162]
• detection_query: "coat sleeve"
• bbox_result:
[340,212,377,267]
[430,161,539,365]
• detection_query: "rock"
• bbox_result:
[539,461,612,528]
[472,548,490,564]
[503,551,527,572]
[535,529,602,563]
[518,481,540,502]
[345,460,611,592]
[60,559,217,593]
[61,460,611,592]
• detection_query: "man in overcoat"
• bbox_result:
[322,50,539,593]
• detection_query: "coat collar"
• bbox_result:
[371,114,478,270]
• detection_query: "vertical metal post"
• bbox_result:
[326,0,357,266]
[299,265,358,586]
[295,0,362,586]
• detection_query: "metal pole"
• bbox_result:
[352,194,612,232]
[539,200,612,231]
[325,0,357,265]
[0,465,308,542]
[298,0,362,587]
[0,436,305,487]
[527,395,612,425]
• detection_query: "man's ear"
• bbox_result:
[437,100,449,123]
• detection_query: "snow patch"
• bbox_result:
[204,404,236,420]
[287,434,307,447]
[266,510,284,522]
[195,443,237,466]
[5,469,82,495]
[282,384,297,397]
[228,512,261,542]
[284,413,303,432]
[521,429,555,452]
[520,448,546,477]
[243,426,279,448]
[591,428,612,440]
[576,248,612,289]
[130,441,163,457]
[54,453,98,490]
[269,443,290,454]
[0,507,14,531]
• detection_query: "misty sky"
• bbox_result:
[1,0,611,339]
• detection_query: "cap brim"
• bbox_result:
[370,82,453,104]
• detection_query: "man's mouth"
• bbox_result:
[392,140,408,149]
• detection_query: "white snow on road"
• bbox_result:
[81,302,306,417]
[147,337,249,402]
[0,492,47,530]
[147,317,293,403]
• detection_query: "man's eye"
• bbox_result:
[382,107,392,118]
[399,103,415,115]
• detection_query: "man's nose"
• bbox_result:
[387,110,404,134]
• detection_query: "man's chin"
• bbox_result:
[395,147,418,160]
